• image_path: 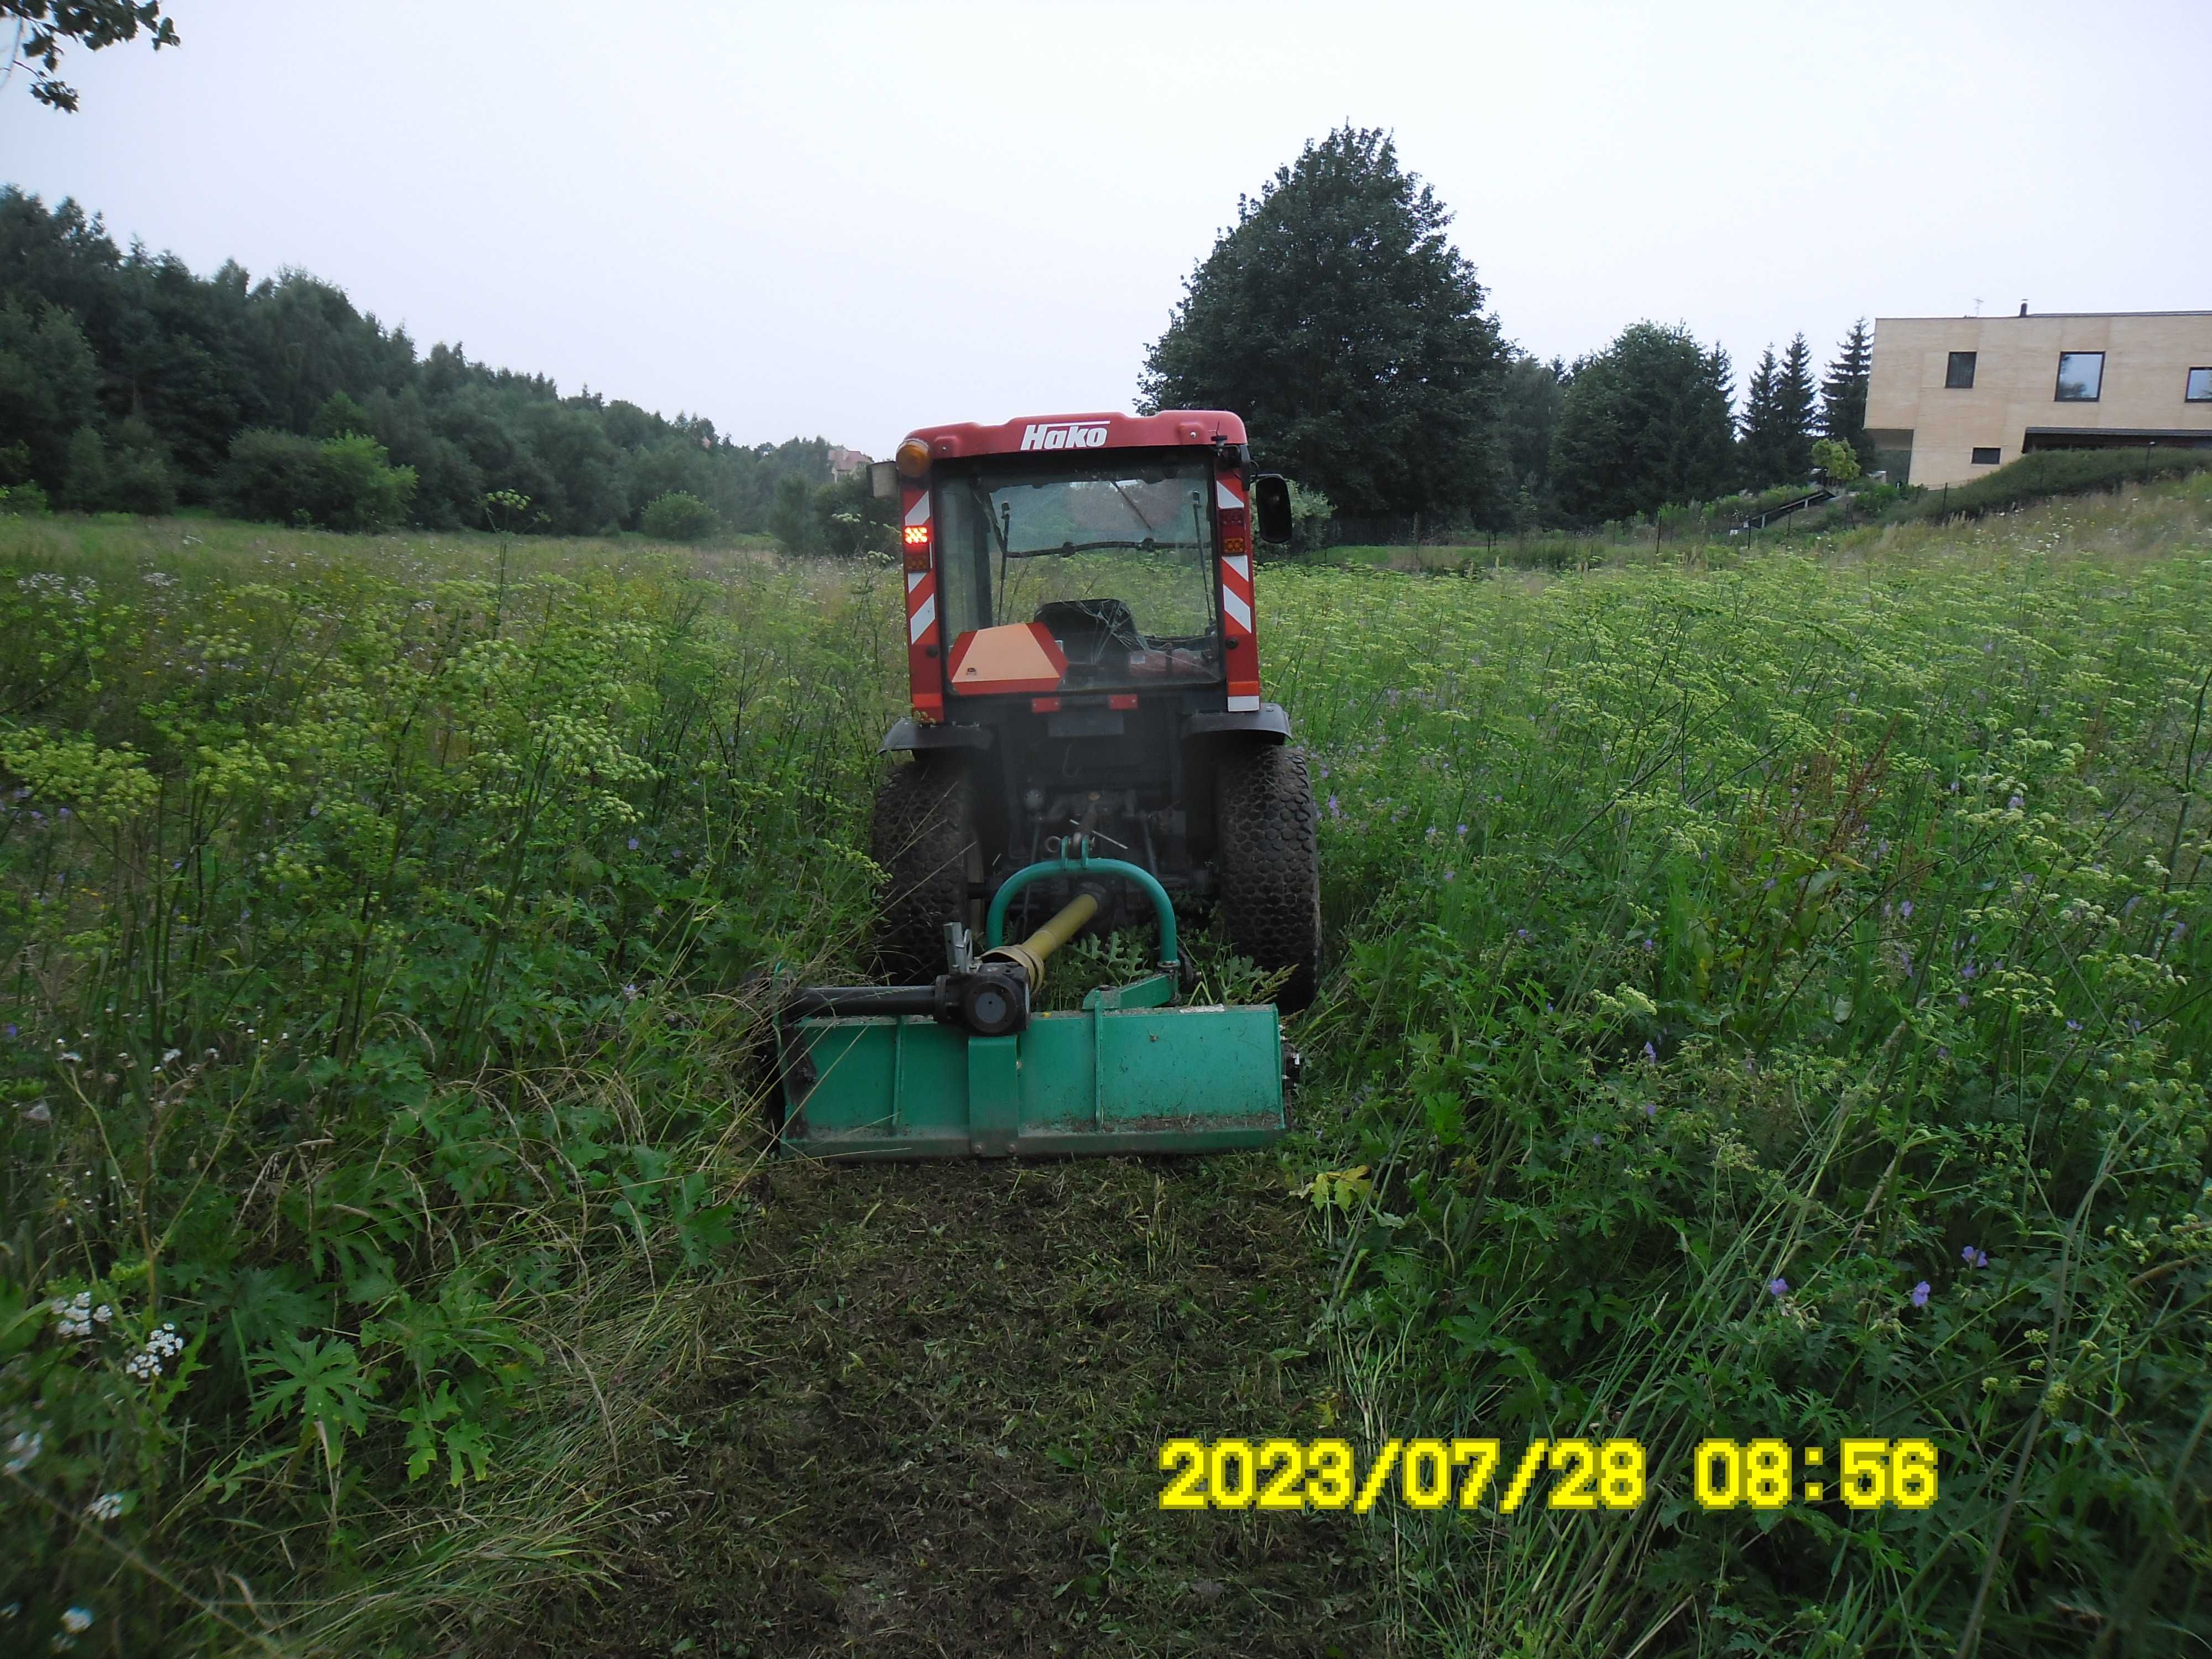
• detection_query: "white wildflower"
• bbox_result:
[50,1292,96,1339]
[85,1493,123,1522]
[124,1323,184,1381]
[4,1431,40,1473]
[61,1605,94,1633]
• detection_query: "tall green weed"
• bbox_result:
[1272,529,2212,1653]
[1,522,897,1649]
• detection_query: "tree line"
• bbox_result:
[1143,127,1878,531]
[0,186,876,543]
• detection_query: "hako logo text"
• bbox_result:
[1019,421,1110,452]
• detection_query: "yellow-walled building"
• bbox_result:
[1864,310,2212,488]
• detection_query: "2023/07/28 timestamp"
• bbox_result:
[1156,1436,1939,1514]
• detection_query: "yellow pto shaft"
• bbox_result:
[982,893,1098,988]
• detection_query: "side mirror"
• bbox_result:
[1251,473,1293,544]
[869,460,899,500]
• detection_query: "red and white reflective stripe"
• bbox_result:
[1214,469,1261,707]
[1219,550,1254,632]
[902,483,943,718]
[906,567,937,643]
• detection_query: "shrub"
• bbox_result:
[766,473,813,550]
[0,478,51,515]
[641,490,721,543]
[58,425,107,512]
[1287,481,1335,554]
[104,417,178,516]
[1809,436,1860,482]
[54,421,179,515]
[811,472,896,557]
[220,429,416,531]
[314,432,414,531]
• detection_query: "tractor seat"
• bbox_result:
[1034,598,1144,666]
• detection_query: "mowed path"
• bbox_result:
[527,1156,1382,1657]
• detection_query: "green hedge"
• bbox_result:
[1907,445,2212,518]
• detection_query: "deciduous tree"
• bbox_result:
[1140,126,1506,521]
[3,1,177,112]
[1548,322,1735,523]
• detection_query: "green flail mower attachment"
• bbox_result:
[770,847,1292,1160]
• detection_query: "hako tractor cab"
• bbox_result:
[772,410,1320,1160]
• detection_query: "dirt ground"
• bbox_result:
[519,1153,1384,1658]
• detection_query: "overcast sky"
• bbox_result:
[4,1,2205,456]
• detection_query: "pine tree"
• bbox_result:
[1820,318,1874,459]
[1739,336,1817,488]
[1739,345,1783,487]
[1778,334,1817,479]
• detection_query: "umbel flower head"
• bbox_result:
[124,1323,185,1381]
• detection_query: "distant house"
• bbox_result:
[1865,309,2212,488]
[828,446,873,481]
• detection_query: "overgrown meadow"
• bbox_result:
[3,486,2209,1655]
[1282,484,2212,1655]
[1,515,901,1650]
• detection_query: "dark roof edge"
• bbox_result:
[1875,311,2212,322]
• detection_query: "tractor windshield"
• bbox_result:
[936,454,1221,688]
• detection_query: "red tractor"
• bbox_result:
[869,410,1322,1009]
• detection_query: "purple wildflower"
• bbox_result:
[1641,1041,1657,1063]
[1642,1100,1657,1118]
[2065,1019,2081,1032]
[2007,794,2024,810]
[1456,823,1468,836]
[1961,1244,1988,1268]
[1911,1281,1931,1307]
[628,837,640,851]
[1442,869,1455,882]
[1767,1277,1788,1298]
[1900,900,1913,919]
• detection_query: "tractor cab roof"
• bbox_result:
[901,410,1247,464]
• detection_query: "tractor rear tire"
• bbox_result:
[869,754,977,980]
[1214,742,1322,1012]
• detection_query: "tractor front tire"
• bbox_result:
[869,754,977,980]
[1214,742,1322,1012]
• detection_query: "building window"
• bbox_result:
[2188,367,2212,403]
[2055,352,2104,401]
[1945,351,1977,389]
[1971,447,2002,466]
